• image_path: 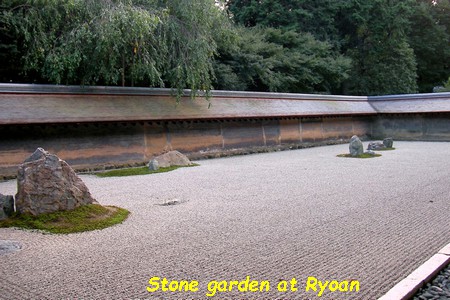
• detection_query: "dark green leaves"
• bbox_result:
[227,0,439,95]
[2,0,449,96]
[214,26,351,93]
[2,0,229,97]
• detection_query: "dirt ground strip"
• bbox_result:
[1,141,449,300]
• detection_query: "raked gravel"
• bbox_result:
[0,141,449,300]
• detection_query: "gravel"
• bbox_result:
[0,141,449,300]
[413,263,450,300]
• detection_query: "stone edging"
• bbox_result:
[378,243,450,300]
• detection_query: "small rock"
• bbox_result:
[164,200,179,206]
[148,159,159,171]
[365,150,376,156]
[150,150,192,168]
[418,292,432,299]
[156,198,187,206]
[383,137,394,148]
[368,141,386,151]
[349,135,364,157]
[430,286,443,293]
[0,240,22,255]
[0,194,15,220]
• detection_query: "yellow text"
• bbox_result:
[146,277,199,293]
[206,276,270,297]
[305,276,360,297]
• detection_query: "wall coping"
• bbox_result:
[0,84,449,125]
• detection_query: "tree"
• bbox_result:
[339,0,418,95]
[222,0,353,94]
[227,0,421,95]
[1,0,231,96]
[159,0,232,95]
[408,0,450,92]
[0,0,28,83]
[4,0,447,96]
[213,26,351,93]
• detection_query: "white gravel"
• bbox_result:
[0,141,449,299]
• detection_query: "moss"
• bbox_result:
[0,204,129,234]
[337,153,382,158]
[95,164,199,178]
[374,147,396,151]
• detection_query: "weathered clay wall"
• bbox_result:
[0,116,372,178]
[1,84,449,179]
[372,113,450,141]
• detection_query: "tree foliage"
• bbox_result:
[409,0,450,92]
[1,0,449,96]
[214,26,351,93]
[227,0,347,44]
[228,0,418,95]
[0,0,24,82]
[340,0,418,95]
[221,0,351,93]
[1,0,230,95]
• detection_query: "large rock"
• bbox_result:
[383,137,394,148]
[349,135,364,157]
[367,141,386,151]
[149,150,192,169]
[15,148,97,216]
[0,194,14,220]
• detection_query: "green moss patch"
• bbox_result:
[95,164,199,178]
[374,147,396,151]
[337,153,382,158]
[0,204,129,234]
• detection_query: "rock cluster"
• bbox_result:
[15,148,97,216]
[367,138,394,151]
[148,150,193,171]
[349,136,395,156]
